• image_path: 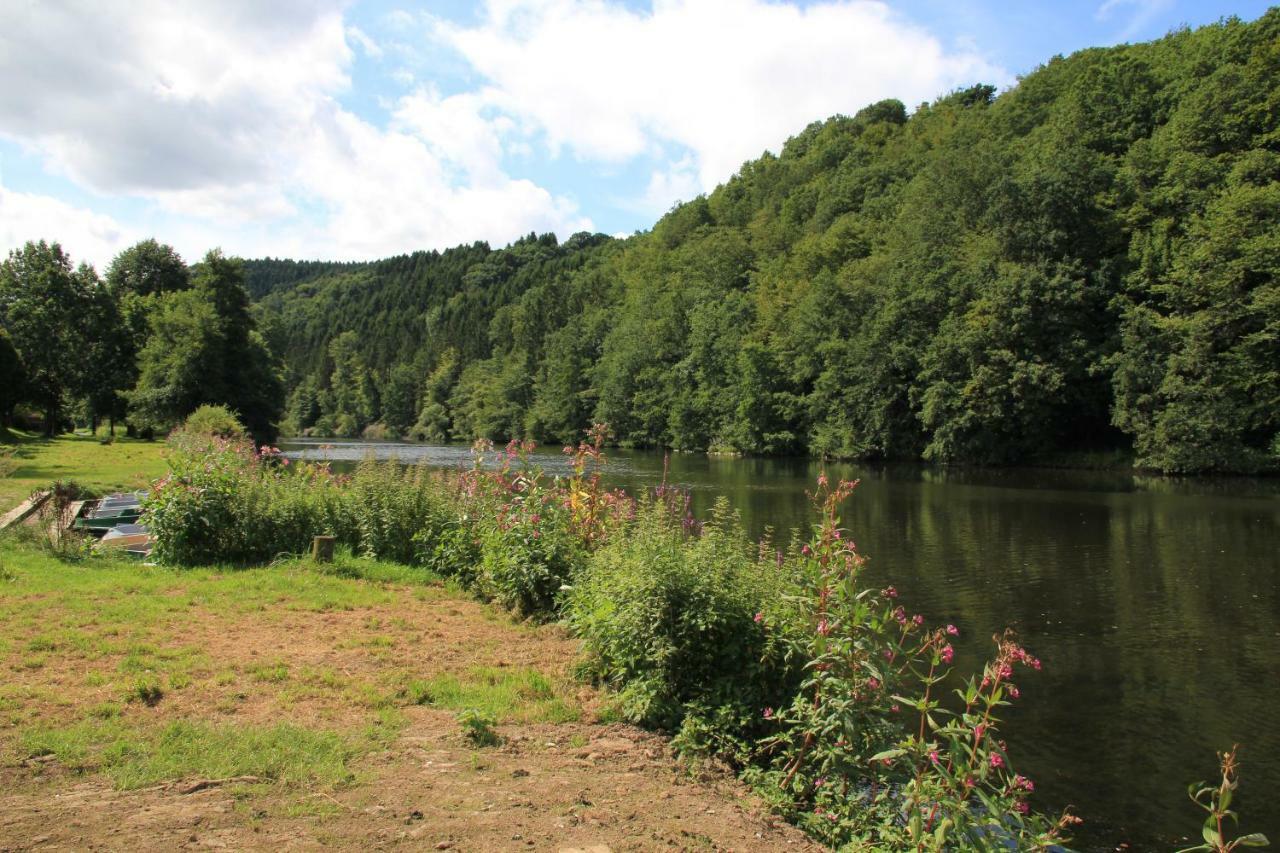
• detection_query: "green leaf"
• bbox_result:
[868,748,906,763]
[1237,833,1270,847]
[1203,818,1222,845]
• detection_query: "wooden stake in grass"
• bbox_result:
[312,535,335,563]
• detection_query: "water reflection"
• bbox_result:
[282,438,1280,849]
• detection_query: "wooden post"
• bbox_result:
[312,535,335,563]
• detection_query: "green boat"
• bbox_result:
[73,493,145,535]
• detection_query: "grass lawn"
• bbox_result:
[0,429,168,513]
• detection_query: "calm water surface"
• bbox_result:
[283,439,1280,850]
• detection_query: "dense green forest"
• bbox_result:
[0,241,280,440]
[2,12,1276,473]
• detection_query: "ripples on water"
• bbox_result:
[283,439,1280,850]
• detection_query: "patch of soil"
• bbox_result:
[0,584,820,851]
[0,718,819,851]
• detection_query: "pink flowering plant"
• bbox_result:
[752,475,1079,850]
[471,437,589,618]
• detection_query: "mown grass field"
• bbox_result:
[0,430,168,513]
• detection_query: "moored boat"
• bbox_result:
[72,492,146,535]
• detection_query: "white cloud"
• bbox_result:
[0,183,139,269]
[0,0,1010,262]
[634,155,702,217]
[1095,0,1174,40]
[346,25,384,59]
[0,0,592,262]
[437,0,1010,194]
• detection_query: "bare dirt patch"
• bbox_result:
[0,566,818,851]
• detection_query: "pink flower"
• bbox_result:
[929,750,940,765]
[816,619,830,636]
[818,474,828,488]
[801,544,812,557]
[1007,684,1020,699]
[990,753,1004,768]
[940,644,954,664]
[763,707,774,719]
[946,624,959,636]
[974,724,986,740]
[1015,801,1030,814]
[883,648,895,662]
[890,704,900,713]
[912,614,924,627]
[753,611,764,623]
[893,607,907,625]
[883,586,898,599]
[1014,775,1035,792]
[866,678,880,690]
[814,777,825,788]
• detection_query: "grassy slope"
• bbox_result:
[0,430,168,513]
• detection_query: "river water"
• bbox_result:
[282,438,1280,849]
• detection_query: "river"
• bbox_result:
[281,438,1280,850]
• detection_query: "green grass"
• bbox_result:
[0,539,444,625]
[0,429,168,513]
[403,666,580,724]
[19,718,361,789]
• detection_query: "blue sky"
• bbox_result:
[0,0,1271,268]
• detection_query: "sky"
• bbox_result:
[0,0,1272,269]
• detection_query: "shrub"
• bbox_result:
[144,437,357,565]
[456,709,500,747]
[750,477,1079,850]
[477,490,583,619]
[178,405,246,440]
[361,422,392,441]
[349,459,454,565]
[566,499,798,735]
[1181,746,1270,852]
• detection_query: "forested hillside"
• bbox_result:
[249,11,1278,473]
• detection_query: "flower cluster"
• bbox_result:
[754,475,1078,850]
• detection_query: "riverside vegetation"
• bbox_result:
[2,12,1279,472]
[108,414,1264,850]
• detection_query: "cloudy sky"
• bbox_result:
[0,0,1270,268]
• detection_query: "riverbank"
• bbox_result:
[0,430,167,514]
[0,539,814,850]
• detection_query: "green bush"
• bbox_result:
[144,437,358,565]
[178,405,247,440]
[566,500,798,733]
[348,460,454,565]
[476,482,584,619]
